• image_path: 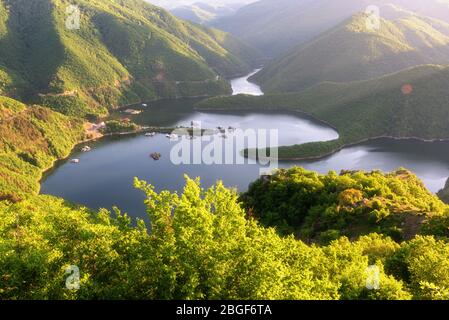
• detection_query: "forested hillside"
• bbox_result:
[0,0,260,117]
[243,168,447,242]
[2,0,449,301]
[253,13,449,93]
[2,173,449,299]
[0,96,84,202]
[214,0,449,57]
[198,64,449,159]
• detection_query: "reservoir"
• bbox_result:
[41,71,449,219]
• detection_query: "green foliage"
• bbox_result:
[241,167,449,242]
[38,94,107,118]
[386,236,449,299]
[0,179,339,300]
[2,177,436,300]
[0,95,26,120]
[101,120,140,134]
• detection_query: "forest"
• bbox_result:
[1,171,449,299]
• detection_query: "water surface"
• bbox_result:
[230,69,264,96]
[41,71,449,219]
[42,106,338,218]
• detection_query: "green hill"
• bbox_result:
[197,64,449,159]
[0,0,260,117]
[2,171,449,299]
[253,13,449,93]
[0,96,84,202]
[170,2,241,25]
[214,0,449,58]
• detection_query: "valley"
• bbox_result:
[3,0,449,302]
[41,71,449,219]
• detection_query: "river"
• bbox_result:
[41,71,449,219]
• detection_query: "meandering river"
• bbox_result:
[41,71,449,219]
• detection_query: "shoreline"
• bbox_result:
[195,105,449,161]
[38,69,264,190]
[262,135,449,162]
[38,126,175,187]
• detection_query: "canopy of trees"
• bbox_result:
[1,174,449,300]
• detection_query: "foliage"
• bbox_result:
[254,13,449,93]
[386,236,449,300]
[241,167,449,242]
[101,120,140,134]
[0,177,426,300]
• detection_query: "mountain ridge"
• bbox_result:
[252,12,449,93]
[213,0,449,57]
[0,0,261,117]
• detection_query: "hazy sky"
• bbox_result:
[146,0,257,9]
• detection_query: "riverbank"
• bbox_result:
[196,71,449,160]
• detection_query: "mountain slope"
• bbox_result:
[198,64,449,159]
[253,13,449,93]
[0,0,260,116]
[170,2,241,24]
[214,0,449,57]
[0,96,84,201]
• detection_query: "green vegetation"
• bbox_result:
[0,96,84,202]
[242,167,447,242]
[214,0,449,57]
[2,175,449,299]
[253,13,449,93]
[0,0,260,116]
[198,64,449,159]
[2,94,449,299]
[3,0,449,301]
[101,120,140,135]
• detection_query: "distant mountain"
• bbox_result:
[146,0,256,10]
[252,12,449,93]
[214,0,449,57]
[0,0,260,117]
[170,2,242,24]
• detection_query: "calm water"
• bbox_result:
[41,71,449,219]
[41,106,338,218]
[230,69,264,96]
